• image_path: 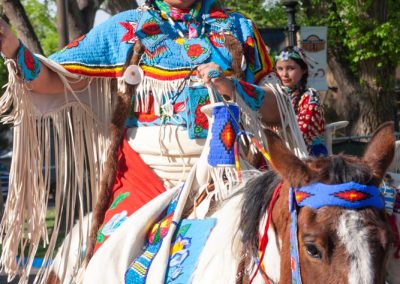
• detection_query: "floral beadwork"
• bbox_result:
[125,189,182,284]
[187,91,210,139]
[232,78,265,110]
[181,38,211,64]
[141,19,162,37]
[165,219,216,283]
[293,88,327,156]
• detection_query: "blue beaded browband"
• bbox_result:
[289,182,384,283]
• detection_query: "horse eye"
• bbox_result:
[305,244,322,259]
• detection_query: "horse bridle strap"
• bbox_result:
[289,182,384,284]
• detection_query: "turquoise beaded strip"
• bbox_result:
[16,41,41,82]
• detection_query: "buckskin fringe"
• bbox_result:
[0,59,113,284]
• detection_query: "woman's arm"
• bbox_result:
[0,18,87,95]
[197,62,281,125]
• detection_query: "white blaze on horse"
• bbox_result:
[193,122,394,284]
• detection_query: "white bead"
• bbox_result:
[123,65,144,85]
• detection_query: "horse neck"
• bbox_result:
[271,181,293,283]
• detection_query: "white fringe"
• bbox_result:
[0,59,113,283]
[135,76,186,116]
[264,83,308,159]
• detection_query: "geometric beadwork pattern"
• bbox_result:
[208,103,240,167]
[219,121,235,152]
[295,191,312,204]
[333,189,371,203]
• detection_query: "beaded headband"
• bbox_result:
[275,46,317,68]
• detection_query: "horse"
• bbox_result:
[48,122,395,284]
[191,122,395,284]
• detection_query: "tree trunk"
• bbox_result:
[56,0,139,47]
[355,58,397,135]
[57,0,69,47]
[0,0,43,54]
[64,0,100,41]
[324,46,361,135]
[325,48,396,136]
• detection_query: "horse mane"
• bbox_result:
[239,170,281,256]
[239,154,374,257]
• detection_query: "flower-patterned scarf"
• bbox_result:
[155,0,202,22]
[155,0,203,38]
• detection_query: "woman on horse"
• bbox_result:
[0,0,284,282]
[275,46,328,156]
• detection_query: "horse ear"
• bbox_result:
[265,128,311,187]
[363,122,395,181]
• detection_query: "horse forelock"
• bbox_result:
[306,154,372,185]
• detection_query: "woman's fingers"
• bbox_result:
[197,62,223,83]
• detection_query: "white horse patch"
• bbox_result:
[337,211,373,284]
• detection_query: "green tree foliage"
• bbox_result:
[302,0,400,83]
[225,0,399,133]
[21,0,58,56]
[0,0,58,149]
[223,0,287,28]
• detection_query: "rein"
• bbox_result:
[289,182,385,283]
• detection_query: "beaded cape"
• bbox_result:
[49,0,272,84]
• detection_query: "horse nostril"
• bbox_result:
[305,244,322,259]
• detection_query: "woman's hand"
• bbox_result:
[197,62,234,99]
[0,18,20,59]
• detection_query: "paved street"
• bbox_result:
[0,268,38,283]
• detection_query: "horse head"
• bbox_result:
[241,122,395,284]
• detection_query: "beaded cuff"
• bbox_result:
[16,41,41,82]
[231,78,266,110]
